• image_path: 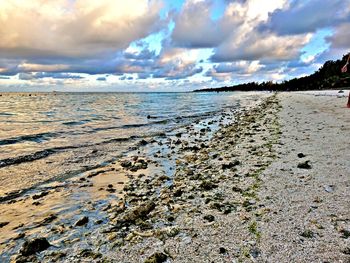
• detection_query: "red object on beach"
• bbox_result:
[347,92,350,108]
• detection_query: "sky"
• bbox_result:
[0,0,349,92]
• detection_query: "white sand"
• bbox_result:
[259,92,350,262]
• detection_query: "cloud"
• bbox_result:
[0,0,164,76]
[0,0,163,58]
[171,0,225,48]
[211,31,312,62]
[263,0,350,35]
[327,23,350,49]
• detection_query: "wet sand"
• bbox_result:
[1,92,349,262]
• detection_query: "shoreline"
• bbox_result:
[1,92,349,262]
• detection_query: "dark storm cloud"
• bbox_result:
[263,0,350,35]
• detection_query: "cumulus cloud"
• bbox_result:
[171,0,225,48]
[210,0,313,62]
[0,0,163,58]
[0,0,164,76]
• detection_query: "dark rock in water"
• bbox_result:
[74,216,89,227]
[219,247,227,254]
[144,252,167,263]
[38,214,57,226]
[175,132,182,137]
[297,153,306,158]
[0,222,9,228]
[14,233,25,240]
[120,160,132,168]
[203,215,215,222]
[222,160,240,169]
[119,201,156,225]
[20,237,51,256]
[200,180,218,190]
[32,191,49,200]
[139,139,148,146]
[297,160,311,169]
[300,229,314,238]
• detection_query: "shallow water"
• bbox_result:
[0,92,258,197]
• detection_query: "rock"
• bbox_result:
[14,233,26,240]
[119,201,156,225]
[219,247,227,254]
[79,249,102,259]
[200,180,218,190]
[232,186,243,193]
[32,191,49,200]
[173,189,183,197]
[74,216,89,227]
[203,215,215,222]
[340,229,350,239]
[300,229,314,238]
[38,214,57,226]
[139,139,148,146]
[342,247,350,255]
[297,160,311,169]
[20,238,51,256]
[324,185,334,193]
[144,252,168,263]
[0,222,9,228]
[120,160,132,168]
[297,153,306,158]
[222,160,240,169]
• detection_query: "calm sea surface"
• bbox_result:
[0,92,262,196]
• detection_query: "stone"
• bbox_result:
[200,180,218,190]
[32,191,49,200]
[203,215,215,222]
[119,201,156,225]
[20,238,51,256]
[222,160,240,169]
[0,222,9,228]
[144,252,168,263]
[219,247,227,254]
[297,153,306,158]
[340,229,350,239]
[297,160,311,169]
[300,229,314,238]
[74,216,89,227]
[120,160,132,168]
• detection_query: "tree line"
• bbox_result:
[194,54,350,92]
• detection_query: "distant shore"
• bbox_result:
[1,92,349,262]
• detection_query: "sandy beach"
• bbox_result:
[1,92,349,262]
